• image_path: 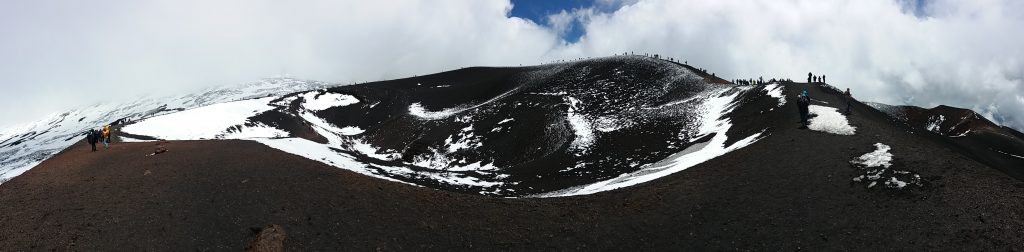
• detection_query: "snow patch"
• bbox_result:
[849,143,922,190]
[885,177,908,189]
[491,118,514,132]
[808,105,856,135]
[950,129,971,138]
[123,97,279,140]
[348,139,401,161]
[300,91,359,111]
[993,149,1024,159]
[407,87,521,121]
[763,84,786,107]
[565,96,595,154]
[594,116,631,132]
[220,123,289,139]
[851,143,893,168]
[118,136,157,143]
[408,103,462,120]
[338,126,365,135]
[444,125,482,153]
[925,115,945,133]
[411,150,499,172]
[410,124,499,172]
[271,96,298,107]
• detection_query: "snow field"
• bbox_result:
[122,97,284,140]
[300,91,359,111]
[808,105,856,135]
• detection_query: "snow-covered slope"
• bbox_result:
[0,78,331,183]
[117,56,777,197]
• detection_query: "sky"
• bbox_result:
[1,0,1022,132]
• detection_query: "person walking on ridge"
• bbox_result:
[86,129,98,152]
[844,88,853,115]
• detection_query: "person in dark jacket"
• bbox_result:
[844,88,853,115]
[797,90,811,128]
[86,129,98,151]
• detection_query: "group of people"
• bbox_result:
[734,77,795,86]
[85,125,111,151]
[807,72,826,83]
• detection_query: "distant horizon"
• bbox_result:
[0,53,1018,132]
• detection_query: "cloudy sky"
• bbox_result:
[1,0,1022,131]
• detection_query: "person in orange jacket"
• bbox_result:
[102,125,111,149]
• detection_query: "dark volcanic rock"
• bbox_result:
[246,224,286,252]
[246,56,770,196]
[110,55,1023,198]
[867,103,1024,180]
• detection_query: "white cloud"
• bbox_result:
[0,0,559,127]
[553,0,1024,131]
[547,10,575,35]
[594,0,641,10]
[1,0,1023,132]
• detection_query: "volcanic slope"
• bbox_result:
[3,79,1024,250]
[868,102,1024,179]
[122,56,774,197]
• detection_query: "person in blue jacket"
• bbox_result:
[797,90,811,128]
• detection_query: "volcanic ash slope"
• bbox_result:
[122,56,781,197]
